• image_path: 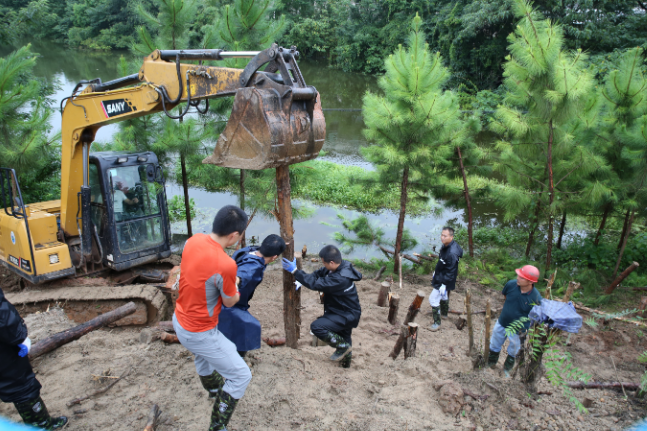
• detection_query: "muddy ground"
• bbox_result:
[1,262,646,430]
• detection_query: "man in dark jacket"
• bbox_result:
[429,227,463,331]
[219,234,286,358]
[0,287,68,430]
[282,245,362,368]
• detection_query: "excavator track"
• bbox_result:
[6,284,167,326]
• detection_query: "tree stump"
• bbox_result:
[388,294,400,325]
[377,281,390,307]
[403,323,418,359]
[403,291,425,325]
[389,324,409,359]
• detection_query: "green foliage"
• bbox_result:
[333,214,417,255]
[505,317,530,337]
[168,195,195,222]
[638,351,647,392]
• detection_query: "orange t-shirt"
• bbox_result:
[175,234,238,333]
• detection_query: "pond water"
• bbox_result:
[13,42,511,260]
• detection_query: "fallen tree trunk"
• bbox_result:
[143,404,161,431]
[566,381,641,391]
[373,265,387,281]
[30,302,137,360]
[605,262,640,295]
[412,252,438,262]
[378,246,422,265]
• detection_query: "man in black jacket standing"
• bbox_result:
[429,227,463,331]
[282,245,362,368]
[0,287,68,430]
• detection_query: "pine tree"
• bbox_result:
[489,0,606,274]
[362,14,464,275]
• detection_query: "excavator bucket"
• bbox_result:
[204,88,325,170]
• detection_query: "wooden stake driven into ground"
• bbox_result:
[465,290,474,356]
[29,302,137,360]
[388,294,400,325]
[403,323,418,359]
[483,299,492,365]
[377,281,390,307]
[403,291,425,325]
[276,165,300,349]
[389,324,408,359]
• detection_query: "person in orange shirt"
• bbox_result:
[172,205,250,431]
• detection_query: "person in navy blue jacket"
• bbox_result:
[219,234,286,358]
[0,287,68,430]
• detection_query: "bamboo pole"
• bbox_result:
[465,290,474,356]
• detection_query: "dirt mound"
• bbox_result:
[1,265,645,430]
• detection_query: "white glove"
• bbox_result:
[439,284,446,295]
[23,337,31,351]
[295,281,302,290]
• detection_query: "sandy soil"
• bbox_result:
[1,262,646,430]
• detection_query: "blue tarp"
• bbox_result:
[528,299,583,333]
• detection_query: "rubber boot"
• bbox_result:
[340,352,352,369]
[487,350,500,368]
[439,299,449,317]
[209,390,239,431]
[503,354,515,378]
[200,370,225,400]
[321,331,352,361]
[430,307,441,331]
[14,396,68,430]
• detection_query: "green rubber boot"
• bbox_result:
[439,299,449,317]
[14,396,68,430]
[503,354,515,378]
[209,390,239,431]
[200,370,225,400]
[430,307,441,331]
[487,350,500,368]
[340,352,352,369]
[322,332,352,361]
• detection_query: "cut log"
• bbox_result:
[373,265,387,281]
[605,262,640,295]
[403,291,425,325]
[403,323,419,359]
[30,302,137,360]
[388,294,400,325]
[574,304,647,328]
[413,252,439,261]
[143,404,161,431]
[262,337,286,347]
[483,299,492,367]
[159,332,179,343]
[562,281,580,303]
[566,381,640,391]
[465,290,474,356]
[377,281,390,307]
[389,324,409,359]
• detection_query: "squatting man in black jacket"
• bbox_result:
[429,226,463,331]
[0,287,68,430]
[282,245,362,368]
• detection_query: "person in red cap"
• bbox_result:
[487,265,542,376]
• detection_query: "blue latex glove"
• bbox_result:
[282,257,297,274]
[18,337,31,358]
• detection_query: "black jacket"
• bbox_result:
[0,287,41,403]
[294,260,363,328]
[431,240,463,291]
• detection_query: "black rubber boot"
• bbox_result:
[200,370,225,400]
[321,331,352,361]
[439,299,449,317]
[14,396,68,430]
[209,390,239,431]
[430,307,441,331]
[503,354,515,377]
[340,352,352,369]
[487,350,500,368]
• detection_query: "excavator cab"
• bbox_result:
[88,152,171,271]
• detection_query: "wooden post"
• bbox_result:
[562,281,580,302]
[605,262,640,295]
[29,302,137,359]
[389,324,408,359]
[403,323,418,359]
[388,294,400,325]
[483,299,491,366]
[276,165,300,349]
[465,290,474,356]
[403,291,425,325]
[377,281,390,307]
[398,254,403,289]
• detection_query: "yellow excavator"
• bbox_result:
[1,44,325,324]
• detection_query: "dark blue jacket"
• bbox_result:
[295,260,363,328]
[0,287,41,403]
[432,240,463,291]
[218,247,265,351]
